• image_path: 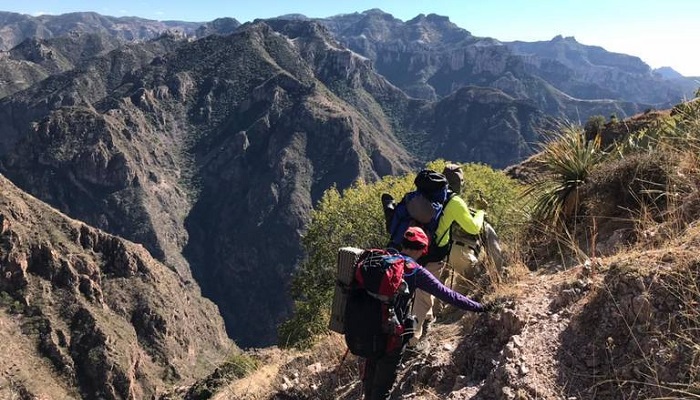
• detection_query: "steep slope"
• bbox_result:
[0,173,232,399]
[0,16,555,348]
[173,21,417,346]
[188,250,699,400]
[0,20,420,347]
[409,86,550,168]
[0,17,552,347]
[0,33,193,281]
[0,33,125,98]
[183,104,700,400]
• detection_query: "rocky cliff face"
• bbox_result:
[179,22,419,345]
[320,10,692,120]
[0,174,231,399]
[319,9,477,101]
[194,17,241,38]
[0,31,187,100]
[0,33,129,98]
[0,19,429,347]
[412,86,550,168]
[507,36,696,105]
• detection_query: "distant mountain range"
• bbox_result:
[0,11,203,48]
[0,9,696,354]
[316,10,696,119]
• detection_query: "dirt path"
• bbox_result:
[473,265,597,399]
[397,265,598,400]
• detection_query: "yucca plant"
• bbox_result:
[524,122,607,225]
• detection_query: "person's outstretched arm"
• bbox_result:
[414,266,484,312]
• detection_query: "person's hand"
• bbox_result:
[480,301,503,313]
[473,192,489,211]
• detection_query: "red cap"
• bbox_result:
[404,226,430,255]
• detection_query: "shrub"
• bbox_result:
[459,163,527,241]
[185,353,260,399]
[584,115,606,137]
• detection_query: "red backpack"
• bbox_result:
[344,249,417,357]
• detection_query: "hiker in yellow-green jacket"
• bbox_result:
[442,163,505,281]
[411,163,498,347]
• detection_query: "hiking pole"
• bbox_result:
[446,254,455,290]
[337,348,350,370]
[330,348,351,387]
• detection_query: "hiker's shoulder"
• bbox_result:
[444,194,468,214]
[446,193,466,206]
[399,254,421,269]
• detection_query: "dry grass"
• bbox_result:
[588,250,700,399]
[206,334,359,400]
[212,362,280,400]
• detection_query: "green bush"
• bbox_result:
[185,353,259,399]
[0,291,26,314]
[584,115,606,137]
[459,163,527,241]
[616,100,700,157]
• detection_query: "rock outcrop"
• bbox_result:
[0,174,232,399]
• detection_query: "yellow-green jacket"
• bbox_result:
[421,194,485,263]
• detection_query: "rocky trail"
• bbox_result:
[392,263,597,400]
[205,263,605,400]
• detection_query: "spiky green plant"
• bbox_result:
[524,122,607,225]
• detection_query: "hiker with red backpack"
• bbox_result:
[345,226,488,400]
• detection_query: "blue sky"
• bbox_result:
[2,0,699,76]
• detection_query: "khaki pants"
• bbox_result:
[410,261,444,345]
[448,243,479,280]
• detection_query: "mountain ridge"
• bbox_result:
[0,172,232,399]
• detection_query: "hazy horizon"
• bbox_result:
[1,0,699,77]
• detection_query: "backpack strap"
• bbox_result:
[435,193,458,246]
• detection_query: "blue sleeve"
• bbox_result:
[414,267,484,312]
